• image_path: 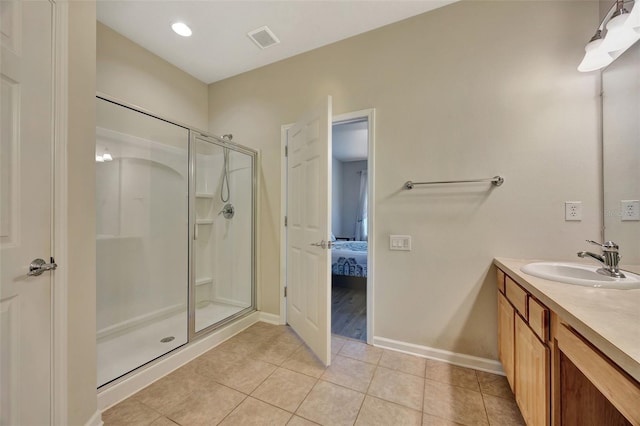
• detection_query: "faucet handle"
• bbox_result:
[586,240,619,251]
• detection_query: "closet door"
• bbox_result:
[1,2,53,424]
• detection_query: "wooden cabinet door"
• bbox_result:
[498,292,515,389]
[515,315,550,426]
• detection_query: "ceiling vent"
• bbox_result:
[247,26,280,50]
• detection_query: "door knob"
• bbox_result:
[28,258,57,276]
[309,240,334,249]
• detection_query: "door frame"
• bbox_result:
[52,1,69,423]
[280,108,375,345]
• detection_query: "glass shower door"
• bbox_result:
[192,134,256,334]
[96,98,189,387]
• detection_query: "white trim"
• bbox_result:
[52,1,69,424]
[373,336,505,375]
[97,311,261,411]
[279,124,293,326]
[332,109,375,345]
[258,311,281,325]
[83,410,103,426]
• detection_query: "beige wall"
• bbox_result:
[208,1,601,359]
[96,22,208,130]
[67,3,97,424]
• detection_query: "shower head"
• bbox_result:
[222,134,233,141]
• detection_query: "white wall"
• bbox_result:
[331,156,343,237]
[338,160,368,239]
[96,22,208,130]
[207,1,601,360]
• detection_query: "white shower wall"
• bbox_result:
[194,146,252,313]
[96,127,188,336]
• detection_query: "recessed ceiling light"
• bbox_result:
[172,22,192,37]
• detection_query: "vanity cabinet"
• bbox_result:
[496,264,640,426]
[497,291,515,388]
[555,321,638,425]
[497,270,550,426]
[515,314,550,426]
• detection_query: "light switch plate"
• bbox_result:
[621,200,640,221]
[390,235,411,251]
[565,201,582,221]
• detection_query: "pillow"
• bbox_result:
[330,233,336,241]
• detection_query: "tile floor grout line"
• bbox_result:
[293,379,320,414]
[479,391,492,426]
[352,362,379,425]
[204,380,256,426]
[291,375,322,423]
[130,395,166,423]
[369,365,427,414]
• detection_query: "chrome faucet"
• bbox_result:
[577,240,625,278]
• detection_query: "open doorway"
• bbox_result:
[280,107,375,349]
[330,118,368,341]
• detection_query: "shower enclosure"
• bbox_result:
[96,97,256,388]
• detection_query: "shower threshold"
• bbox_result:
[97,301,247,388]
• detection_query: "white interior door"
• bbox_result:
[286,96,332,366]
[0,1,54,424]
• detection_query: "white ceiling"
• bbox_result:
[333,120,368,162]
[97,0,456,84]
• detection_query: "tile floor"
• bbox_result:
[102,322,525,426]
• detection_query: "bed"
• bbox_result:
[331,240,367,288]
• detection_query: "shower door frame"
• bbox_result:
[95,93,258,379]
[188,132,258,340]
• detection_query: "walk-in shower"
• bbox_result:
[95,97,256,388]
[191,134,255,334]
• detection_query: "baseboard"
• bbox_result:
[84,410,103,426]
[373,336,504,375]
[97,311,261,411]
[258,311,283,325]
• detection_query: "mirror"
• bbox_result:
[602,41,640,264]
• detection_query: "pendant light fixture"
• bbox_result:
[600,1,640,52]
[626,0,640,33]
[578,30,614,72]
[578,0,640,72]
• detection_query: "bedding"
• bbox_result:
[331,241,367,278]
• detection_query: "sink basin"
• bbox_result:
[520,262,640,290]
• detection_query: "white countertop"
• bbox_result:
[494,257,640,383]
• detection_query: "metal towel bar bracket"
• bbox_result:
[404,176,504,190]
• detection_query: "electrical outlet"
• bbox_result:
[620,200,640,221]
[565,201,582,221]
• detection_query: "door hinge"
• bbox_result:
[284,216,288,227]
[285,145,288,157]
[284,287,287,297]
